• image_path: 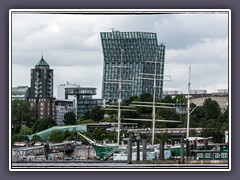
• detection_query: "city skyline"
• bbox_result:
[11,10,230,99]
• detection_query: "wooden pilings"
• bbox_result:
[44,142,49,160]
[142,139,147,161]
[127,138,132,164]
[180,139,185,164]
[136,139,140,161]
[159,139,164,161]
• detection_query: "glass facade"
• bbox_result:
[65,87,103,118]
[100,31,165,100]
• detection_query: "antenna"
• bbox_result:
[109,28,115,32]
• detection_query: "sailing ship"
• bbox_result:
[77,51,229,161]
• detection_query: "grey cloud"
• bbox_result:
[154,14,228,49]
[11,11,229,97]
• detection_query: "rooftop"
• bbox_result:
[35,56,49,67]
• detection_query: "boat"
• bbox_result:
[77,132,169,160]
[77,62,229,161]
[112,146,158,161]
[76,131,117,159]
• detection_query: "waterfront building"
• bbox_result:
[27,56,55,120]
[65,87,103,119]
[190,95,228,113]
[100,30,165,101]
[163,89,228,113]
[190,89,207,95]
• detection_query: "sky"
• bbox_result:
[11,10,230,99]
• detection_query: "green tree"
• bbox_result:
[174,94,187,104]
[189,98,228,143]
[122,95,139,106]
[80,119,95,124]
[32,117,56,133]
[19,126,32,136]
[64,130,78,141]
[12,134,25,144]
[161,95,175,103]
[62,130,72,139]
[64,111,77,125]
[81,106,105,122]
[157,108,179,128]
[203,98,221,119]
[48,130,64,143]
[11,99,34,133]
[32,134,42,142]
[155,133,171,144]
[92,128,107,142]
[139,93,153,102]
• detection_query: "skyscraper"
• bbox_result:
[100,31,165,101]
[30,56,53,98]
[28,56,55,120]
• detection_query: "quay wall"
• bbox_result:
[73,145,96,160]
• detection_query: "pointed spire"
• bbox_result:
[35,53,49,67]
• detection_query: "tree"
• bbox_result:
[11,99,34,134]
[12,134,25,144]
[174,94,187,104]
[139,93,153,102]
[189,98,228,143]
[32,134,42,142]
[122,95,138,106]
[155,133,171,144]
[64,111,77,125]
[48,130,64,143]
[81,106,105,122]
[157,108,179,128]
[19,126,32,136]
[32,117,56,133]
[161,95,175,103]
[203,98,221,119]
[92,128,107,142]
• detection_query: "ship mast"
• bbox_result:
[117,49,123,146]
[103,48,134,146]
[186,66,191,138]
[151,51,158,145]
[123,48,180,145]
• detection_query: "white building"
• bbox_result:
[55,99,76,126]
[57,81,80,100]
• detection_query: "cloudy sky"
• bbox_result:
[11,10,229,99]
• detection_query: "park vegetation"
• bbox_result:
[11,93,228,144]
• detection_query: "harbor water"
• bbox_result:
[11,161,229,169]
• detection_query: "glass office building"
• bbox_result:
[65,87,103,118]
[100,31,165,101]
